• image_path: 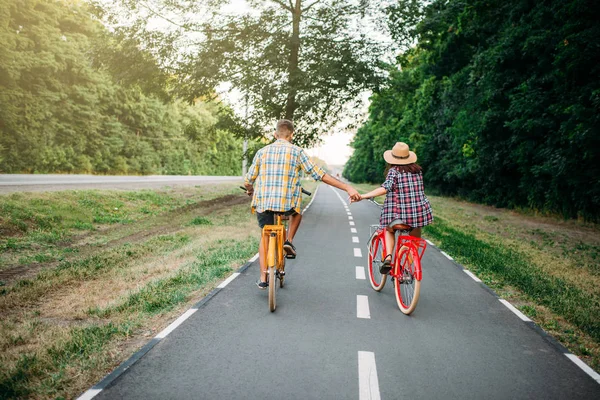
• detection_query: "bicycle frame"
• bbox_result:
[369,225,427,281]
[263,215,286,273]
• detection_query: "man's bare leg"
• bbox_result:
[287,213,302,242]
[259,232,268,282]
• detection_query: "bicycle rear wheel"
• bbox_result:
[268,265,276,312]
[279,258,285,288]
[394,246,421,314]
[367,231,387,291]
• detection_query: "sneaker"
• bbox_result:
[256,280,268,290]
[379,254,392,274]
[283,240,297,258]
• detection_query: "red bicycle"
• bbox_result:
[367,225,427,314]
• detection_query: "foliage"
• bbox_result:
[344,0,600,221]
[0,0,252,175]
[97,0,391,147]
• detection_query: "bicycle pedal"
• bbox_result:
[285,254,296,259]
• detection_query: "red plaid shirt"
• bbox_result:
[380,167,433,228]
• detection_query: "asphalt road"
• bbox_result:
[90,185,599,400]
[0,174,240,193]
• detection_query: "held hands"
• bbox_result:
[346,186,361,203]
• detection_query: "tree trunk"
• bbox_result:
[285,0,301,120]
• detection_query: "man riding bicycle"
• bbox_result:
[244,119,361,288]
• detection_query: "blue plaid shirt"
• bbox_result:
[244,139,325,213]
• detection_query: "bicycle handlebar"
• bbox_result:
[240,186,312,196]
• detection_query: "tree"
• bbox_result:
[95,0,392,147]
[344,0,600,221]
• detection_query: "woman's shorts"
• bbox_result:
[387,219,412,230]
[257,209,297,228]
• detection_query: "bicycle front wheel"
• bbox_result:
[394,246,421,314]
[268,265,276,312]
[368,231,387,291]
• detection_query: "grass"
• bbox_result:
[353,183,600,372]
[0,183,261,399]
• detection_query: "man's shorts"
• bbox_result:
[257,209,297,228]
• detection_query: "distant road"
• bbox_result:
[0,174,241,194]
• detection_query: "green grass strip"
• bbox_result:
[89,237,259,317]
[424,217,600,342]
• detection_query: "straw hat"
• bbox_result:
[383,142,417,165]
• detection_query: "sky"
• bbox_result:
[306,131,354,166]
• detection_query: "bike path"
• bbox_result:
[93,185,600,400]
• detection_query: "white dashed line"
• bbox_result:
[351,228,357,233]
[440,251,453,260]
[463,270,482,282]
[358,351,381,400]
[355,266,366,280]
[348,216,354,220]
[350,221,355,226]
[354,248,362,257]
[352,236,359,243]
[155,309,198,339]
[356,295,371,319]
[565,354,600,384]
[347,212,352,215]
[330,186,348,205]
[499,299,532,322]
[217,273,240,288]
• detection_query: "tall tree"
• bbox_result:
[96,0,392,146]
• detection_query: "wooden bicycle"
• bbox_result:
[241,187,311,312]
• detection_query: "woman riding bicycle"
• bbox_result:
[353,142,433,273]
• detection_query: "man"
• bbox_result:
[245,119,361,288]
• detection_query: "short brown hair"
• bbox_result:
[276,119,294,135]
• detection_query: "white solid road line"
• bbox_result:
[217,273,240,288]
[352,236,359,243]
[155,309,198,339]
[351,228,357,233]
[354,248,363,257]
[356,295,371,319]
[499,299,532,322]
[565,354,600,384]
[463,270,482,283]
[356,266,366,280]
[425,239,434,246]
[358,351,381,400]
[303,185,320,212]
[249,253,259,262]
[440,251,453,260]
[77,388,102,400]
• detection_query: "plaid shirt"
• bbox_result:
[380,167,433,228]
[245,139,325,213]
